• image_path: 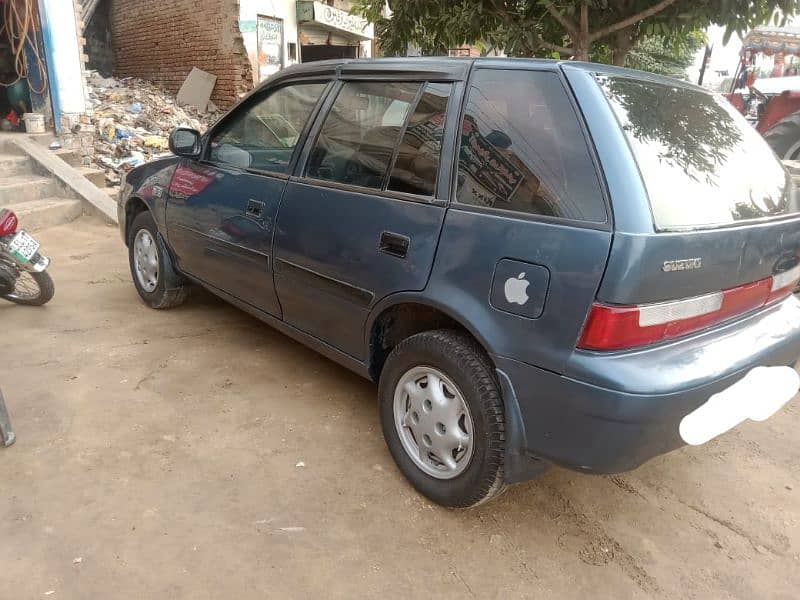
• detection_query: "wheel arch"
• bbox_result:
[122,195,151,246]
[365,294,495,382]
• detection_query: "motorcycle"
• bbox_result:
[0,208,54,306]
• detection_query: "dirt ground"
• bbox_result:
[1,217,799,600]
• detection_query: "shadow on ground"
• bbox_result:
[1,218,798,599]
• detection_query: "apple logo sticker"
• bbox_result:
[504,272,530,306]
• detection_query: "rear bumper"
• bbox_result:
[495,295,800,475]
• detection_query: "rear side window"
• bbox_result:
[598,76,798,230]
[456,69,606,222]
[306,81,420,190]
[387,83,451,196]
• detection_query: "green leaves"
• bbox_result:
[625,30,706,78]
[354,0,797,68]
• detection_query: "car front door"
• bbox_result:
[273,79,457,359]
[166,80,331,317]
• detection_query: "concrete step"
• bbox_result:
[7,197,83,232]
[52,148,82,168]
[78,166,107,187]
[0,133,53,154]
[0,154,32,177]
[0,175,59,205]
[0,135,28,154]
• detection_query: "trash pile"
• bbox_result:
[85,71,221,186]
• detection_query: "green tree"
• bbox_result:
[593,29,706,78]
[355,0,796,66]
[623,32,705,79]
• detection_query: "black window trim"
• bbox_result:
[199,76,335,179]
[287,175,447,207]
[293,78,457,204]
[381,83,426,191]
[448,64,612,232]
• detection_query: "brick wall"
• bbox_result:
[109,0,252,108]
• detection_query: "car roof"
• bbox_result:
[259,56,709,94]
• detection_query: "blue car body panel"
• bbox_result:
[118,156,180,241]
[118,57,800,481]
[273,181,447,360]
[425,208,611,373]
[165,160,286,317]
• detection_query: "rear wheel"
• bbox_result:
[378,330,506,508]
[1,270,54,306]
[763,111,800,160]
[128,211,189,309]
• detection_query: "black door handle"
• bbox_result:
[379,231,410,258]
[246,199,264,219]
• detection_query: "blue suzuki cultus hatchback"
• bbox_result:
[119,58,800,507]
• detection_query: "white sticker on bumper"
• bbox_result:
[679,366,800,446]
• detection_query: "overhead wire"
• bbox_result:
[0,0,48,94]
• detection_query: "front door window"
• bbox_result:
[209,82,328,173]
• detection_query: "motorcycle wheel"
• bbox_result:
[1,270,55,306]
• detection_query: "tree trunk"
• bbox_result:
[611,26,636,66]
[573,40,590,61]
[574,1,590,61]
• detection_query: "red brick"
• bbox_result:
[110,0,252,107]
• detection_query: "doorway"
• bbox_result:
[300,44,359,63]
[1,3,32,129]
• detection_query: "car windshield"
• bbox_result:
[597,75,799,230]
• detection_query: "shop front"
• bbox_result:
[296,1,373,64]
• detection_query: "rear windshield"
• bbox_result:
[597,75,798,230]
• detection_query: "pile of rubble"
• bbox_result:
[85,71,221,186]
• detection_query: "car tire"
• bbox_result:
[378,329,506,508]
[128,211,189,309]
[763,110,800,160]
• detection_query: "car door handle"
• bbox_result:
[246,199,264,219]
[379,231,410,259]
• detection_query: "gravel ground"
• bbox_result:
[1,216,799,599]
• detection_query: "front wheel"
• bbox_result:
[378,330,506,508]
[128,211,189,309]
[1,270,54,306]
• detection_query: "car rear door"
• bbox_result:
[272,75,461,360]
[166,79,331,317]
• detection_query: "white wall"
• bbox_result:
[40,0,86,115]
[239,0,300,84]
[239,1,374,82]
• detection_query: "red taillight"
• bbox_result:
[768,263,800,302]
[579,268,800,351]
[0,209,17,236]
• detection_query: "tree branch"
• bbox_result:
[589,0,678,42]
[539,40,575,55]
[541,0,578,35]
